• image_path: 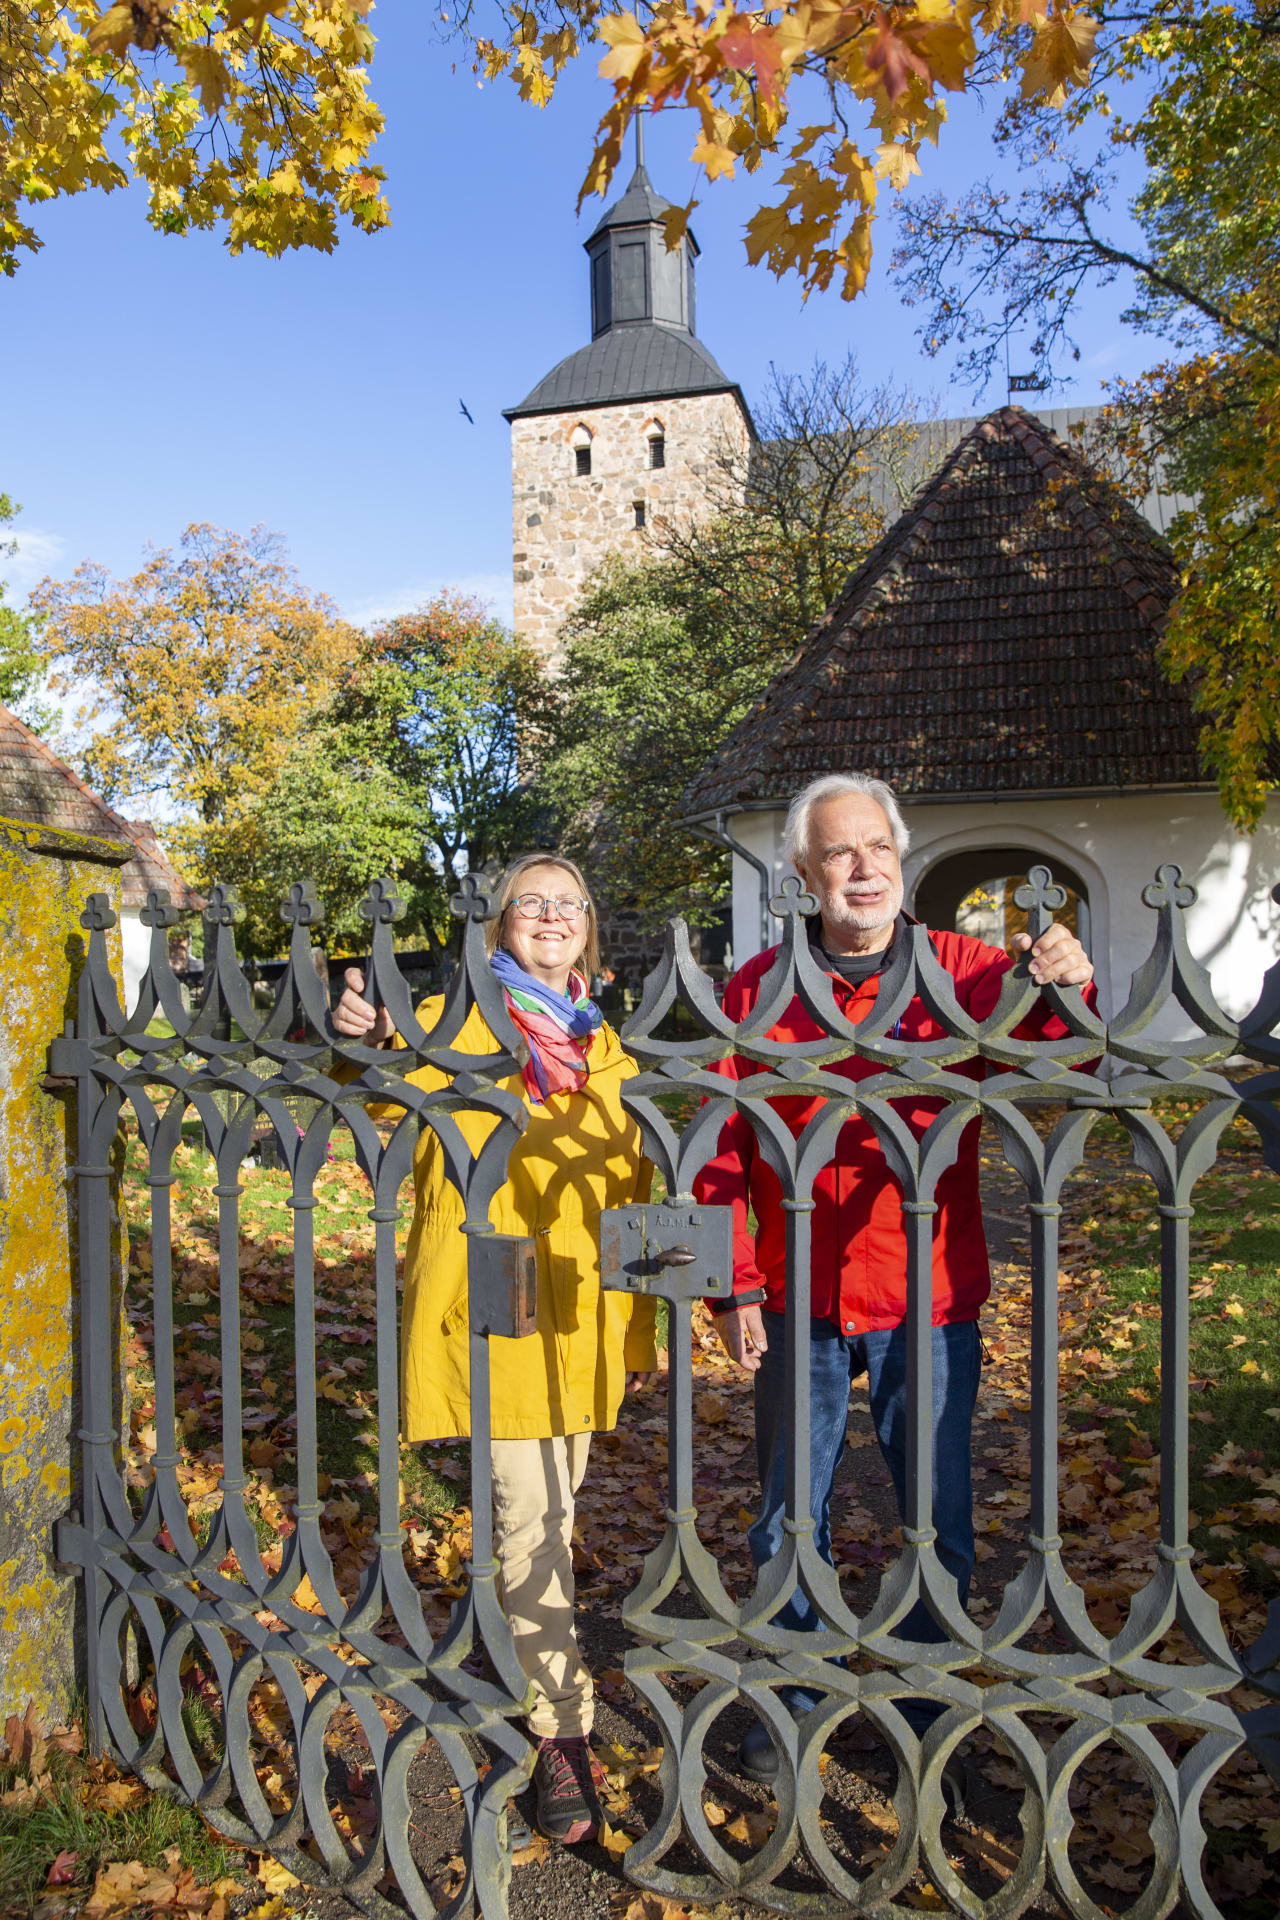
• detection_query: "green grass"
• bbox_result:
[1060,1108,1280,1583]
[121,1113,463,1548]
[0,1741,239,1916]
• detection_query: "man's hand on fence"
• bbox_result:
[1015,923,1093,988]
[333,967,395,1045]
[716,1304,768,1372]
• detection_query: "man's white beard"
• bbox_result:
[821,878,904,936]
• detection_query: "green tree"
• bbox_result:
[893,1,1280,826]
[0,494,56,735]
[230,593,544,960]
[531,554,751,929]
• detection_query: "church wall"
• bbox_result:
[510,389,751,660]
[727,793,1280,1030]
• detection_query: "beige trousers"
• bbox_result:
[489,1433,594,1740]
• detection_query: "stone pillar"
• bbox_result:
[0,812,130,1723]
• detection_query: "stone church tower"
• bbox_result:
[505,129,754,659]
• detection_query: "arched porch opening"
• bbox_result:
[911,845,1093,956]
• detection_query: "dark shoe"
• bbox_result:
[736,1694,817,1785]
[531,1734,603,1845]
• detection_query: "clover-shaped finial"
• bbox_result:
[1013,865,1067,919]
[80,892,118,933]
[279,879,324,928]
[140,888,179,930]
[358,876,405,925]
[1142,863,1197,912]
[202,884,242,929]
[769,874,818,920]
[450,872,494,922]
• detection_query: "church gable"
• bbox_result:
[684,406,1201,815]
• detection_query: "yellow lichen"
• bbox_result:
[0,832,127,1722]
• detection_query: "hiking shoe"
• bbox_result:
[736,1693,819,1784]
[531,1735,603,1845]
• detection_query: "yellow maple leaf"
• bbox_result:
[874,141,922,189]
[1020,8,1099,108]
[180,45,230,114]
[255,1854,302,1895]
[598,14,649,84]
[691,131,737,180]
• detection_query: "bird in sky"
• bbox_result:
[458,399,474,424]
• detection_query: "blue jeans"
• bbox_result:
[749,1313,981,1730]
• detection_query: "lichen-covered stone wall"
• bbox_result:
[0,817,127,1722]
[510,389,752,659]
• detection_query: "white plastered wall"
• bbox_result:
[729,793,1280,1025]
[119,909,150,1014]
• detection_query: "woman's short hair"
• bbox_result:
[485,851,602,981]
[782,773,910,870]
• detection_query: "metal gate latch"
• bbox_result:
[599,1204,733,1303]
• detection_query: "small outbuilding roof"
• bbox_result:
[506,322,737,420]
[117,817,204,913]
[0,706,134,853]
[684,406,1203,818]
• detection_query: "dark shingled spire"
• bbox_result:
[505,119,745,422]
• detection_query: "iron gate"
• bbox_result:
[51,865,1280,1919]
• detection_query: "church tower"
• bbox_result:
[505,126,754,659]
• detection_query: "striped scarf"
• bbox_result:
[489,949,604,1104]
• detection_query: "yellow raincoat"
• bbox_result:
[379,998,655,1442]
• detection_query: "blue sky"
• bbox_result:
[3,10,1151,631]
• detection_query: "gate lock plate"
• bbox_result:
[469,1233,538,1339]
[599,1204,733,1304]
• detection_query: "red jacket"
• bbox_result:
[694,925,1086,1334]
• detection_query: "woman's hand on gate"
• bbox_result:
[716,1304,768,1372]
[333,967,395,1045]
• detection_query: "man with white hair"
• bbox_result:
[696,773,1094,1789]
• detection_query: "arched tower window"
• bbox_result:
[645,420,666,470]
[570,423,593,478]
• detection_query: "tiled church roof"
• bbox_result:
[0,707,203,909]
[684,407,1202,817]
[0,706,134,850]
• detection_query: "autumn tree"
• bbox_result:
[31,522,362,905]
[8,6,1102,287]
[893,1,1280,826]
[461,2,1102,302]
[1,0,386,274]
[234,594,545,959]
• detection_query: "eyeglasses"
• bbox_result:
[509,892,590,922]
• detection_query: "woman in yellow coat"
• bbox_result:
[334,853,655,1847]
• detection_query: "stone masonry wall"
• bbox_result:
[0,818,127,1722]
[511,388,752,659]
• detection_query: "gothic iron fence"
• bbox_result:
[51,866,1280,1920]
